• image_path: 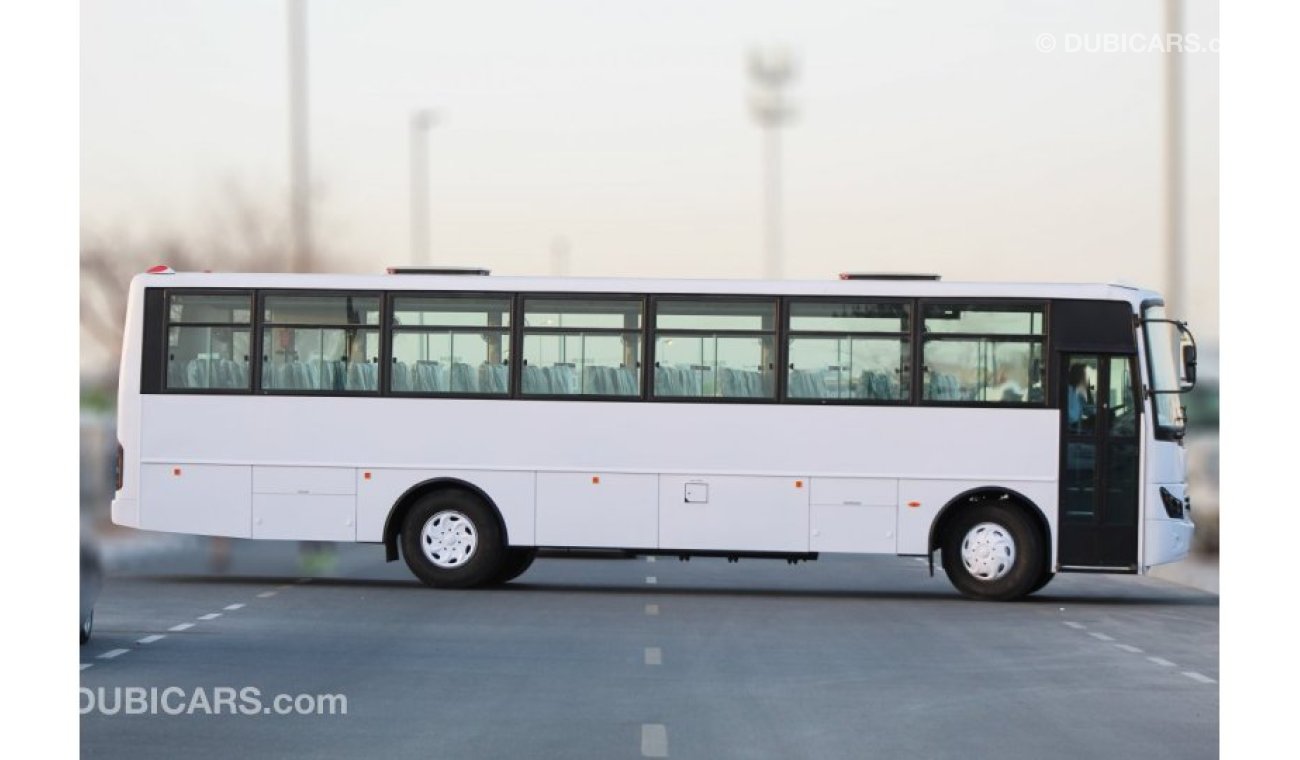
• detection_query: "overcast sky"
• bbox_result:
[82,0,1218,338]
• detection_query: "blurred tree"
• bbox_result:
[80,186,337,376]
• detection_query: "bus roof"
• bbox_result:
[133,271,1162,308]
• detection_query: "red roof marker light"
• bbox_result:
[145,265,175,275]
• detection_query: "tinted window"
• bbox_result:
[260,294,381,393]
[391,295,510,395]
[921,303,1045,404]
[264,295,380,325]
[521,298,643,397]
[165,293,252,390]
[786,301,910,401]
[653,299,777,399]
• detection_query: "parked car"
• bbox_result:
[81,537,102,644]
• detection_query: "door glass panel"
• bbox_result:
[1107,357,1138,438]
[1064,357,1098,435]
[1105,440,1140,526]
[1063,442,1096,519]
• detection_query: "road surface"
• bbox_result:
[80,541,1218,759]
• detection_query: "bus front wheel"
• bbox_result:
[940,503,1044,601]
[401,490,505,589]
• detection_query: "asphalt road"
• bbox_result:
[80,540,1218,759]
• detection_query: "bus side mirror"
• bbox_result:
[1181,343,1197,390]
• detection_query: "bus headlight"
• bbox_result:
[1159,487,1185,519]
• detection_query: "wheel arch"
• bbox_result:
[382,477,508,562]
[927,486,1052,560]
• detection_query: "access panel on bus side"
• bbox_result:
[140,463,252,538]
[251,466,356,541]
[535,472,658,549]
[658,475,809,552]
[808,478,898,554]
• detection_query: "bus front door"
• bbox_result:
[1058,354,1140,570]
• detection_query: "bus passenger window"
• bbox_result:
[390,296,511,395]
[653,299,776,400]
[521,298,642,397]
[164,293,252,391]
[260,294,380,393]
[920,303,1045,405]
[786,301,909,401]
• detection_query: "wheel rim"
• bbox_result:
[420,510,478,569]
[960,522,1016,581]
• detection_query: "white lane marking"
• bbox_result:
[641,723,668,758]
[80,664,92,671]
[646,556,656,563]
[1063,621,1086,630]
[98,649,129,660]
[645,647,662,666]
[168,623,194,632]
[223,603,245,611]
[137,635,166,645]
[645,604,660,616]
[1183,671,1217,684]
[913,557,927,563]
[197,613,221,621]
[257,591,277,598]
[646,576,658,585]
[1088,632,1115,642]
[276,584,294,591]
[1114,644,1144,654]
[1148,656,1176,667]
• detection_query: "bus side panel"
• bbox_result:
[139,463,252,538]
[808,478,899,554]
[658,475,809,552]
[111,277,149,528]
[355,468,536,546]
[897,479,1059,565]
[536,472,658,548]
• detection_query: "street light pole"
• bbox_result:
[409,109,437,267]
[287,0,311,273]
[748,47,797,280]
[1163,0,1185,316]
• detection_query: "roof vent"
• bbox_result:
[387,266,491,276]
[838,272,940,281]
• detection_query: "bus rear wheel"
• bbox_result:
[401,490,504,589]
[488,548,537,585]
[941,502,1044,601]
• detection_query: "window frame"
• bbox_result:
[516,293,649,401]
[158,288,256,395]
[254,289,386,397]
[648,295,782,404]
[917,298,1050,408]
[387,291,515,399]
[781,296,914,406]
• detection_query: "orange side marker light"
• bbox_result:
[172,467,182,477]
[794,480,804,488]
[907,500,921,508]
[592,475,601,485]
[363,471,372,480]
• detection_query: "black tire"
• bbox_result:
[941,501,1045,601]
[1028,569,1056,595]
[401,489,504,589]
[488,548,537,585]
[80,611,93,645]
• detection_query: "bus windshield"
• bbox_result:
[1142,305,1186,435]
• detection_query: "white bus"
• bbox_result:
[111,268,1198,600]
